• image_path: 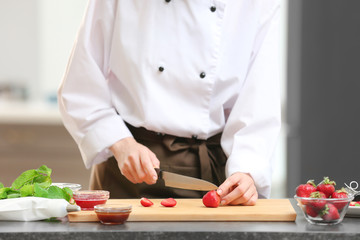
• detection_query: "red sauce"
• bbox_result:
[96,212,130,225]
[74,199,107,210]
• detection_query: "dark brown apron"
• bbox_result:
[90,123,227,199]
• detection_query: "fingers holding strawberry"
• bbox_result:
[216,172,258,206]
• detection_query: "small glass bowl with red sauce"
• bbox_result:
[73,190,110,210]
[94,204,132,225]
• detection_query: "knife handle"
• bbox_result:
[154,168,162,179]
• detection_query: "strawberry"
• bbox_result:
[321,204,340,221]
[140,197,154,207]
[305,205,319,218]
[161,198,177,207]
[331,188,349,210]
[316,177,336,198]
[331,188,348,199]
[308,191,327,210]
[202,190,221,208]
[350,201,360,207]
[295,180,316,197]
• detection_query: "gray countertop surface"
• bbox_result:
[0,199,359,240]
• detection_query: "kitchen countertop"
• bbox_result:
[0,200,359,240]
[0,101,61,125]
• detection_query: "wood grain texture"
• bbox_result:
[68,199,297,222]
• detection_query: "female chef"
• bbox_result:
[58,0,281,206]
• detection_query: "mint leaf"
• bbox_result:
[43,217,61,222]
[0,187,10,199]
[34,175,52,188]
[11,169,38,190]
[4,165,72,202]
[7,193,21,198]
[47,186,67,200]
[20,185,34,197]
[36,165,52,177]
[63,187,73,199]
[34,183,49,198]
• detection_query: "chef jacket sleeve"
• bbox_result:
[221,3,282,198]
[58,0,132,169]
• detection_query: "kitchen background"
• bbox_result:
[0,0,359,198]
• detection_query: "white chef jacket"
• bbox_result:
[58,0,281,198]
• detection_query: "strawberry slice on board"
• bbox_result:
[140,197,154,207]
[161,198,177,207]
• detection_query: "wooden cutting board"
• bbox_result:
[68,199,296,222]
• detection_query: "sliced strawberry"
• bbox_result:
[161,198,177,207]
[296,180,316,198]
[321,203,340,221]
[350,201,360,207]
[307,191,327,210]
[202,190,221,208]
[316,177,336,198]
[140,197,154,207]
[331,188,349,210]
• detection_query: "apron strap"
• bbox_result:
[126,123,224,184]
[162,134,222,184]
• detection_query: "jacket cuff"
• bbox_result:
[79,116,132,169]
[225,154,272,198]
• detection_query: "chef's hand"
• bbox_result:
[217,172,258,206]
[110,137,160,185]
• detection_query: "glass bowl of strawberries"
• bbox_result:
[294,177,354,225]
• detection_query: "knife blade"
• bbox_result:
[155,168,218,191]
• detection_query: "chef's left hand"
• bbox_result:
[217,172,258,206]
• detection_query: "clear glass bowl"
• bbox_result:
[73,190,110,210]
[294,194,354,225]
[51,183,82,191]
[94,204,132,225]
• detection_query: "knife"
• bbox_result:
[155,168,218,191]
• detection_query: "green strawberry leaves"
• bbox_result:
[0,165,72,202]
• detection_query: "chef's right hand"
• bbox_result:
[110,137,160,185]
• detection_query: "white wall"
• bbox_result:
[38,0,88,102]
[0,0,40,99]
[0,0,87,102]
[270,0,288,198]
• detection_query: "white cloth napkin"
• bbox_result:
[0,197,69,221]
